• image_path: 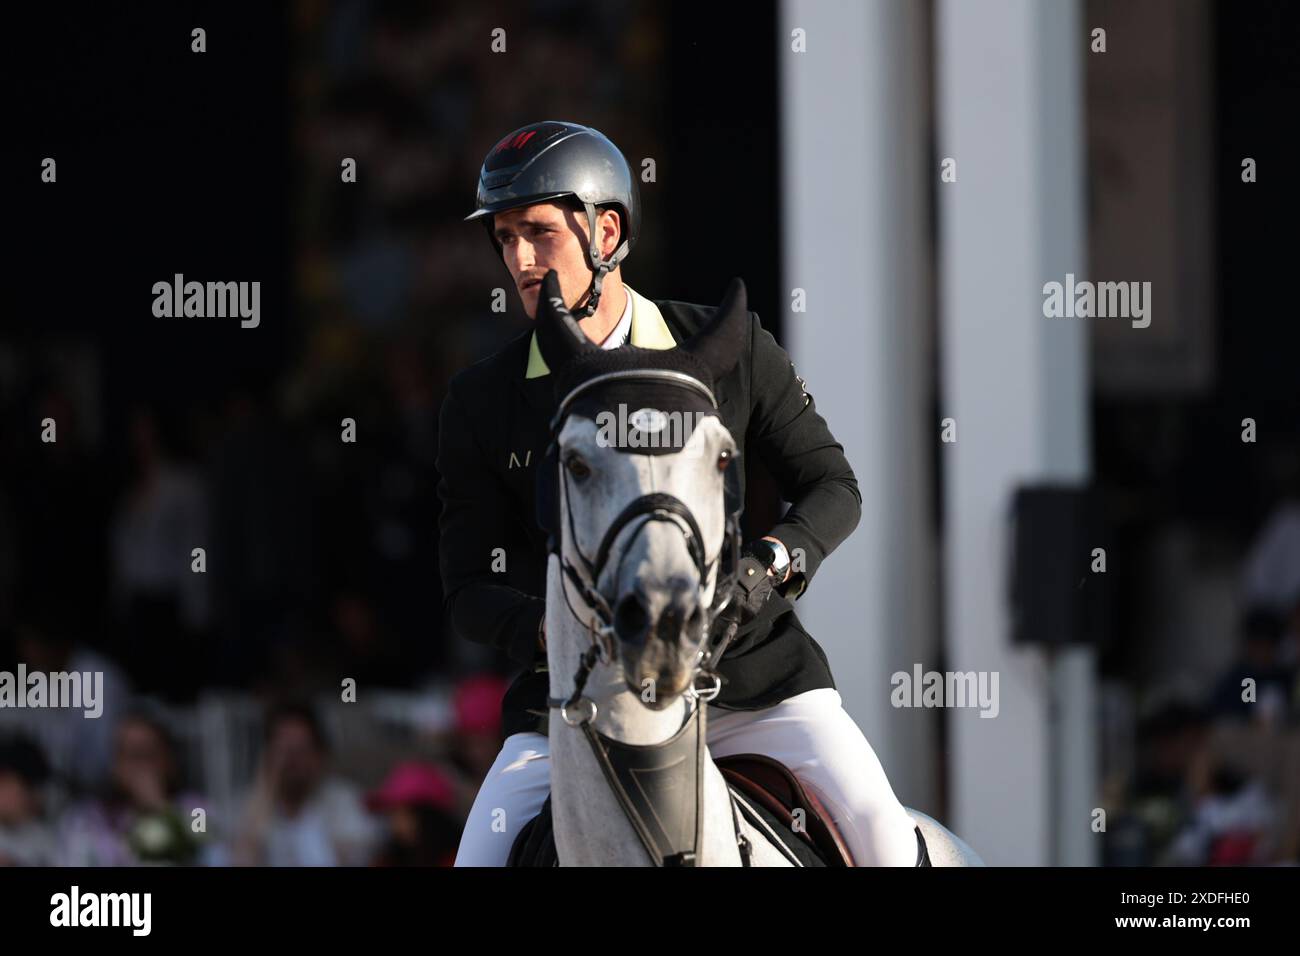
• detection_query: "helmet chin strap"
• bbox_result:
[576,201,628,319]
[576,261,615,319]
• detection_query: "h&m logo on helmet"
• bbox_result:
[494,130,537,155]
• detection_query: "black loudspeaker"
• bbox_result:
[1007,485,1110,647]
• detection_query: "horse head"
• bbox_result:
[536,270,749,706]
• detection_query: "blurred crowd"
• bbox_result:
[0,679,511,867]
[1104,499,1300,866]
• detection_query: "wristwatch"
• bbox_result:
[748,538,790,583]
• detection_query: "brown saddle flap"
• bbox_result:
[714,753,854,866]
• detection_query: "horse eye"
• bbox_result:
[716,449,733,472]
[565,455,590,479]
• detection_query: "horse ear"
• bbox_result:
[536,270,599,373]
[677,277,748,382]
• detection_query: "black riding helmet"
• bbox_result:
[465,121,640,318]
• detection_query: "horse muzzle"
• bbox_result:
[612,579,706,707]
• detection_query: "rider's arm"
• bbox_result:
[745,313,863,601]
[436,379,546,667]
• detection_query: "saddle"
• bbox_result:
[715,753,855,865]
[507,753,856,866]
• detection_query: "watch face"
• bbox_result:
[756,540,788,574]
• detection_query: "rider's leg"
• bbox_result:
[706,688,918,866]
[453,731,551,867]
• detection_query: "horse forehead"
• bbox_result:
[556,414,726,458]
[556,416,599,445]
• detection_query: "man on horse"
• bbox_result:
[438,120,922,865]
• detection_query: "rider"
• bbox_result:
[438,120,921,866]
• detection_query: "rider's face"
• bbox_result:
[493,201,621,319]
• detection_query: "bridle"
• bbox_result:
[541,369,752,866]
[542,369,743,683]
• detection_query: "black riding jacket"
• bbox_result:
[436,285,861,737]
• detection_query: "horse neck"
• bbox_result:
[544,555,742,866]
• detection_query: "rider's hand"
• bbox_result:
[725,555,775,625]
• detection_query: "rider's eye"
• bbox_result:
[565,455,590,479]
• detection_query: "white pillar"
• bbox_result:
[935,0,1097,865]
[779,0,938,810]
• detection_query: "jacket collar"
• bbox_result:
[523,284,677,379]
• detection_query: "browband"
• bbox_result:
[550,369,718,433]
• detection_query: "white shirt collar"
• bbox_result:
[598,288,633,350]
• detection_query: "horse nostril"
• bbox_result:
[655,593,703,645]
[614,593,649,643]
[656,603,684,643]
